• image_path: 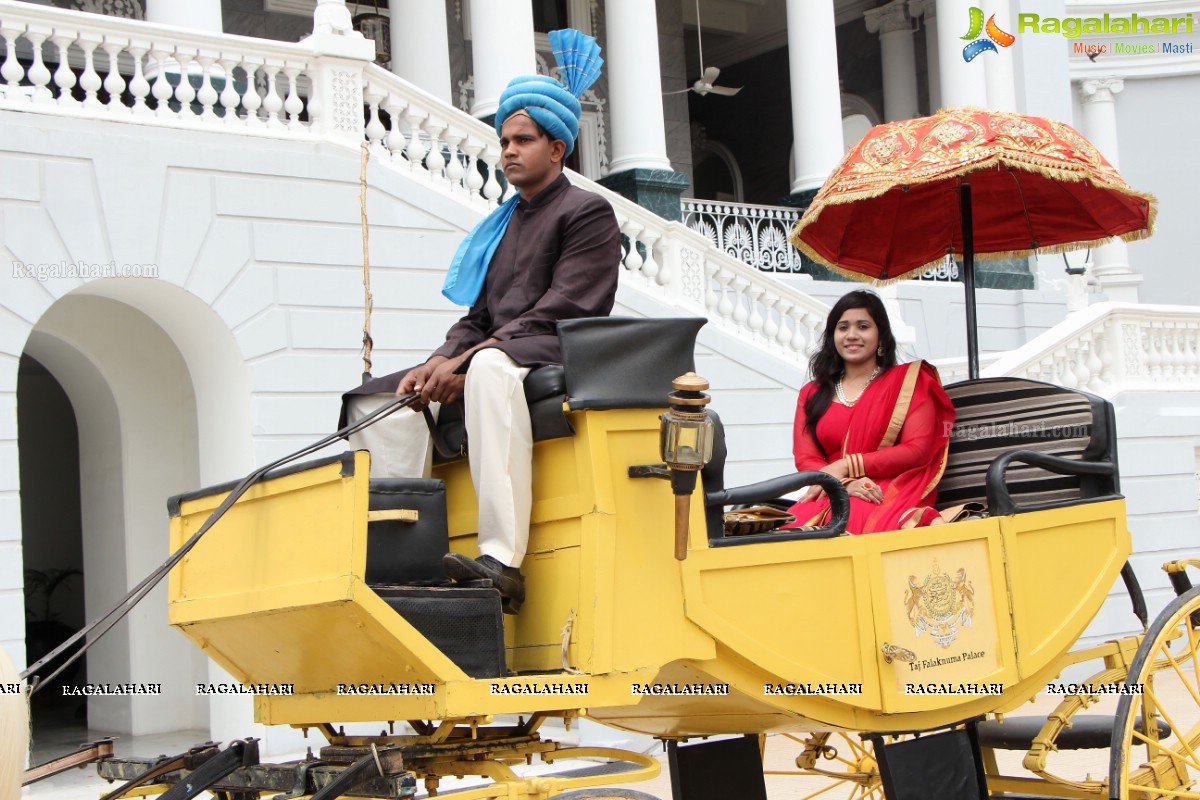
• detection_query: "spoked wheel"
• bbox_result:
[1111,585,1200,800]
[766,731,893,800]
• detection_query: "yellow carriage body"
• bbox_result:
[168,404,1130,736]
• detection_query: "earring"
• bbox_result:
[877,346,884,357]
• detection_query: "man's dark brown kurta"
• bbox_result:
[347,173,620,400]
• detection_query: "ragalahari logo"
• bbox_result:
[961,7,1016,61]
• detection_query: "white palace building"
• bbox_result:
[1,0,1199,751]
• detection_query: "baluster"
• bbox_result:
[100,39,127,111]
[217,56,240,120]
[51,34,78,107]
[772,298,792,350]
[1071,341,1091,388]
[364,87,387,152]
[403,107,429,174]
[746,285,765,338]
[480,150,502,205]
[239,58,263,125]
[703,259,721,315]
[643,230,666,285]
[444,127,466,194]
[76,35,103,110]
[282,65,303,128]
[1160,328,1175,379]
[25,26,53,105]
[382,94,407,161]
[461,139,485,203]
[731,277,750,327]
[423,118,447,180]
[1147,328,1163,377]
[260,62,283,127]
[1084,334,1105,393]
[1187,326,1200,377]
[802,313,823,355]
[173,49,198,117]
[789,310,810,353]
[1095,320,1117,388]
[716,270,735,320]
[763,293,782,345]
[1,22,26,100]
[128,45,151,115]
[194,54,218,119]
[1171,327,1187,380]
[621,223,645,275]
[148,47,174,117]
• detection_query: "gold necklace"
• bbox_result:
[835,366,882,407]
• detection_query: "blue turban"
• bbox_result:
[493,29,603,157]
[443,30,603,306]
[495,75,582,156]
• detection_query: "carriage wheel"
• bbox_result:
[1111,585,1200,800]
[766,731,888,800]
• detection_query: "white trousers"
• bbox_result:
[345,349,533,567]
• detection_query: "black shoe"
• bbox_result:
[443,553,526,614]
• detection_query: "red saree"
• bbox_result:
[784,361,955,534]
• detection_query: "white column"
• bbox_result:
[981,0,1016,111]
[469,0,536,119]
[786,0,844,193]
[389,0,452,103]
[145,0,222,32]
[864,0,918,122]
[1078,77,1141,301]
[604,0,672,172]
[909,0,940,112]
[933,0,986,107]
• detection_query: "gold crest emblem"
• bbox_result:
[905,560,975,647]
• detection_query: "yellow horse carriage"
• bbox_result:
[58,108,1167,800]
[79,313,1197,800]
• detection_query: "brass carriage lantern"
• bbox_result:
[661,373,714,561]
[352,0,390,66]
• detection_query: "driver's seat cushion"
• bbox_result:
[432,364,570,463]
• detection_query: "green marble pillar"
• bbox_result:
[598,168,690,221]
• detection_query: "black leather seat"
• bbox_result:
[432,317,709,463]
[939,378,1120,515]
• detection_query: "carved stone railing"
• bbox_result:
[0,0,832,359]
[983,303,1200,397]
[682,198,968,283]
[0,1,322,133]
[683,200,803,273]
[930,354,1003,385]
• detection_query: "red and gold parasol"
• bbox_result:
[789,107,1156,378]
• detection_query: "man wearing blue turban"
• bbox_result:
[341,31,618,613]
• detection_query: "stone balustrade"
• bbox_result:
[984,303,1200,397]
[0,0,318,132]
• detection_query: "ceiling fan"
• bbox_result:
[665,0,742,97]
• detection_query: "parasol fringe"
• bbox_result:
[790,155,1157,244]
[793,228,1157,288]
[789,165,1158,282]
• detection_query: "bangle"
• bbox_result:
[845,453,865,479]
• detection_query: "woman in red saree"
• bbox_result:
[785,291,955,534]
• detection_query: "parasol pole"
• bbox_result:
[960,179,980,381]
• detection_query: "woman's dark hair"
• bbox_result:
[803,290,898,458]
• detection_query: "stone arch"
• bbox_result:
[15,278,254,735]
